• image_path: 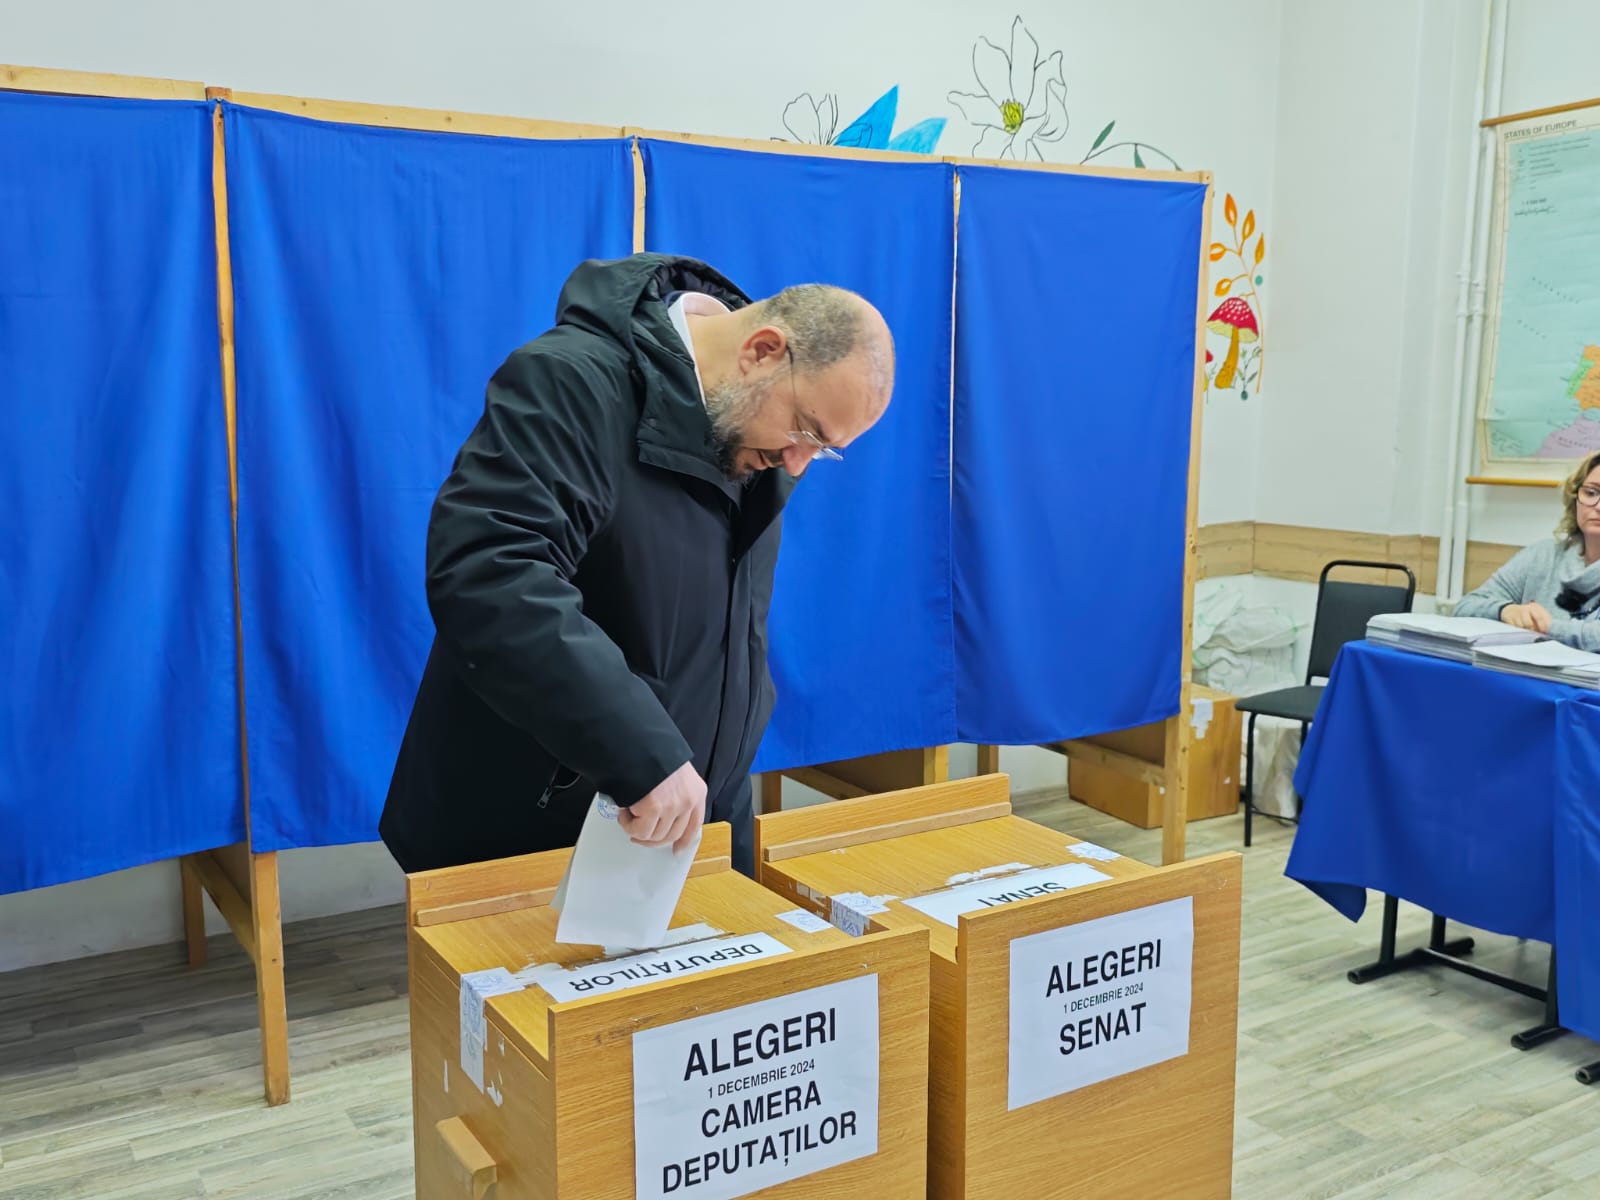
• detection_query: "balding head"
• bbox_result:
[752,284,895,420]
[691,281,895,480]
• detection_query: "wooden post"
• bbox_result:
[208,84,291,1106]
[1160,173,1216,867]
[975,744,1001,775]
[629,130,645,253]
[250,849,289,1105]
[179,857,208,967]
[758,772,784,814]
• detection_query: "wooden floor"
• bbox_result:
[2,791,1596,1199]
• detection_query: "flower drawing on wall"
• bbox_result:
[782,93,839,145]
[1079,119,1183,171]
[948,16,1068,161]
[777,86,947,154]
[1204,193,1266,400]
[946,16,1179,170]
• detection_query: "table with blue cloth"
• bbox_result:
[1286,639,1600,1084]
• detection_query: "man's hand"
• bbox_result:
[1501,601,1553,634]
[616,761,706,853]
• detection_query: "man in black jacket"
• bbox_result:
[379,253,893,877]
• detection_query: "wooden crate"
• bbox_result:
[1067,685,1241,828]
[755,776,1243,1200]
[403,823,930,1199]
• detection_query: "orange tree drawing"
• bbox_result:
[1206,193,1265,400]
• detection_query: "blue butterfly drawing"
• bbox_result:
[780,85,946,154]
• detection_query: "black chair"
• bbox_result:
[1236,559,1417,846]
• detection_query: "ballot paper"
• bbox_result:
[1366,612,1545,662]
[552,794,700,949]
[1472,639,1600,687]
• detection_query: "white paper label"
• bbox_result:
[1066,841,1121,862]
[532,934,793,1002]
[632,975,880,1200]
[776,909,832,934]
[902,863,1112,927]
[459,967,523,1091]
[1007,896,1194,1110]
[828,892,891,937]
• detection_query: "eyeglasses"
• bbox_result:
[782,345,842,463]
[1578,485,1600,508]
[785,428,842,462]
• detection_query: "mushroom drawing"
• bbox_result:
[1206,298,1258,390]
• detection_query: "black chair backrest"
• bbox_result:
[1306,560,1418,682]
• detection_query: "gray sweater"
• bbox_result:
[1454,536,1600,651]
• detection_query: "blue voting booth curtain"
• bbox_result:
[952,167,1206,744]
[227,105,633,850]
[0,94,240,893]
[640,139,956,772]
[1553,697,1600,1043]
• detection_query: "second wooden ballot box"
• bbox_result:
[754,774,1243,1200]
[403,823,931,1200]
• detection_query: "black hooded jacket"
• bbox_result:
[379,254,793,875]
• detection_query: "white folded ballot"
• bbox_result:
[550,793,700,949]
[1365,612,1546,663]
[1471,639,1600,688]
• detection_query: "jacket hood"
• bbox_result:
[553,254,753,484]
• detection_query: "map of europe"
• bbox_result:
[1479,114,1600,464]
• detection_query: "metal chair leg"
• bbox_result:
[1295,720,1309,817]
[1243,711,1258,848]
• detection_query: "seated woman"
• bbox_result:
[1455,449,1600,649]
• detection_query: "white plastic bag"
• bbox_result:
[1191,583,1304,819]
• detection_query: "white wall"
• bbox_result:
[1,1,1283,972]
[1256,0,1484,538]
[1255,0,1600,558]
[0,844,405,973]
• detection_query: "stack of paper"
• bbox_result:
[1472,640,1600,688]
[1365,613,1546,663]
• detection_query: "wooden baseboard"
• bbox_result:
[1194,521,1254,578]
[1196,521,1518,593]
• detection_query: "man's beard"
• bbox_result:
[705,376,769,481]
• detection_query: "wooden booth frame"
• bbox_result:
[719,139,1216,872]
[625,122,1215,871]
[200,85,622,1106]
[0,64,298,1107]
[4,63,1212,1104]
[0,64,630,1107]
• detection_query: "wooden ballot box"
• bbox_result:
[1068,685,1242,828]
[754,775,1243,1200]
[402,822,930,1200]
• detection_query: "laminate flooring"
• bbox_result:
[1,792,1596,1199]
